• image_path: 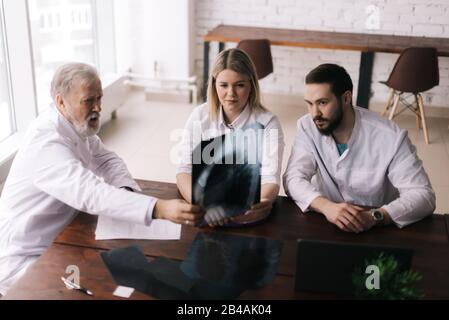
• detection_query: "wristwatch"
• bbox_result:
[371,209,384,224]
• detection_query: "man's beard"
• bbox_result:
[313,100,344,136]
[68,111,101,138]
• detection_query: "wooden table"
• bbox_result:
[3,180,449,299]
[203,24,449,108]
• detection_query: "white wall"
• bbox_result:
[195,0,449,108]
[114,0,195,79]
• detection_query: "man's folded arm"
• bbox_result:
[383,133,436,228]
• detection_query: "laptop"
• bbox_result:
[294,239,414,295]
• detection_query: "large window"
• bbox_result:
[0,0,115,183]
[0,5,13,142]
[28,0,97,113]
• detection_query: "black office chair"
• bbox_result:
[380,47,439,144]
[237,39,273,80]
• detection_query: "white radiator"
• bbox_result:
[100,74,131,126]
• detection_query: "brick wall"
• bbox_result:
[195,0,449,109]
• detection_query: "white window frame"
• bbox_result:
[3,0,37,132]
[0,0,36,184]
[0,1,16,142]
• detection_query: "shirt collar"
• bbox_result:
[345,107,360,148]
[51,103,88,141]
[218,104,252,130]
[320,107,360,149]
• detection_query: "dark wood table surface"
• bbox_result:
[3,180,449,299]
[202,24,449,108]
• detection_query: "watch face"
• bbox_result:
[373,210,383,221]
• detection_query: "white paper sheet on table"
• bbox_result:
[95,216,181,240]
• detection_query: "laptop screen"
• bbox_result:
[295,239,414,296]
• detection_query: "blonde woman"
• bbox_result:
[176,48,284,227]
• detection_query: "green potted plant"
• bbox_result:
[352,252,423,300]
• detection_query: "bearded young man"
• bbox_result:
[0,63,202,296]
[283,63,435,233]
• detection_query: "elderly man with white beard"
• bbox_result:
[0,63,202,296]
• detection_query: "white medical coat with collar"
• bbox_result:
[283,106,436,228]
[0,105,156,277]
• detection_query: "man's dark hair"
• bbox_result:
[305,63,353,98]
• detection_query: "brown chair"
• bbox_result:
[380,47,439,144]
[237,39,273,80]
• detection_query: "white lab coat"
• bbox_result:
[177,103,285,185]
[0,105,156,294]
[283,106,436,228]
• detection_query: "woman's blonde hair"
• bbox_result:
[206,48,266,120]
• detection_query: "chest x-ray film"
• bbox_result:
[192,122,264,227]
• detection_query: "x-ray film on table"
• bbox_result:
[181,232,282,290]
[192,123,263,227]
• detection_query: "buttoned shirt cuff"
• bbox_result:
[296,192,323,213]
[144,197,158,226]
[176,164,192,175]
[380,203,405,228]
[261,175,280,186]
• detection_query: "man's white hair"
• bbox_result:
[50,62,99,101]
